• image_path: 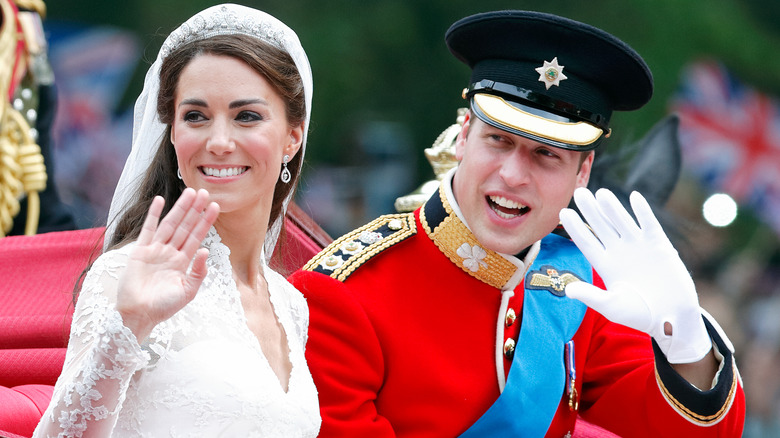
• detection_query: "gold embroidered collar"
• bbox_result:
[420,184,520,289]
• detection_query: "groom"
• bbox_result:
[290,10,745,437]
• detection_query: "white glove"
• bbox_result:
[559,187,712,364]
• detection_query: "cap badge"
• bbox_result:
[535,57,568,90]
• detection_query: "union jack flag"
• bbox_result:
[672,60,780,235]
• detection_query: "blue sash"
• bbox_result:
[459,234,591,437]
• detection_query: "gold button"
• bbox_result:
[505,308,517,327]
[503,338,516,360]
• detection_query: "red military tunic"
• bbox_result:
[289,185,745,437]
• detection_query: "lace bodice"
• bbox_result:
[33,228,321,437]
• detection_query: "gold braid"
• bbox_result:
[0,0,47,236]
[14,0,45,17]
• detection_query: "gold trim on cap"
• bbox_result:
[473,93,605,146]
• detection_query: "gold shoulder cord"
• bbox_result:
[0,0,48,236]
[14,0,45,14]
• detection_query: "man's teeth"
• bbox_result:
[489,195,527,219]
[201,167,247,177]
[494,209,516,219]
[490,196,525,210]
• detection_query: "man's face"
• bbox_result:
[452,112,593,254]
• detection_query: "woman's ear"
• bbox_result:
[285,121,304,157]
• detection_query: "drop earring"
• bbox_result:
[280,154,291,183]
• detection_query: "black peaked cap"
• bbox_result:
[445,10,653,149]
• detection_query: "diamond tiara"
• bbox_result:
[160,5,287,59]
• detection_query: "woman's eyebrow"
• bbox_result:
[230,98,267,109]
[178,98,207,108]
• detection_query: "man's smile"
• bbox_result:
[487,195,530,219]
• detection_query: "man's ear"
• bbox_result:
[454,111,472,161]
[576,151,595,189]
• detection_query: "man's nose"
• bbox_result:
[499,151,532,187]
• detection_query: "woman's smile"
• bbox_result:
[200,166,249,178]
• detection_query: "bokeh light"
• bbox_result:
[702,193,738,227]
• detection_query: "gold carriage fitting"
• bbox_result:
[0,0,49,236]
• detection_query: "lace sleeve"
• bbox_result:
[33,249,150,438]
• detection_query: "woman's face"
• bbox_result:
[171,54,303,220]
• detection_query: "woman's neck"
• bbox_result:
[213,211,269,287]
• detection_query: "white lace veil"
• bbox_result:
[104,3,313,261]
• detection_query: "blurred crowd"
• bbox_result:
[664,177,780,437]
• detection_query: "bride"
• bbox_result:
[33,4,320,437]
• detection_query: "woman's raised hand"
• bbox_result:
[116,188,220,340]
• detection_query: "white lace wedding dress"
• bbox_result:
[33,228,321,438]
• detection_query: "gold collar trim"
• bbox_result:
[421,184,518,289]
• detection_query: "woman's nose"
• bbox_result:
[205,120,235,155]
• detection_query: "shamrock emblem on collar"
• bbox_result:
[457,243,488,272]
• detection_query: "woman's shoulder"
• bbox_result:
[82,241,135,287]
[93,241,134,267]
[266,267,306,302]
[265,266,310,342]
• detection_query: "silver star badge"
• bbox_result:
[535,57,568,89]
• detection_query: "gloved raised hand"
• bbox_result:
[559,187,712,364]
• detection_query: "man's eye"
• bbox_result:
[487,134,509,146]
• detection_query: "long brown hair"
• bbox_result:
[108,34,306,250]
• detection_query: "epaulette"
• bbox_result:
[302,213,417,282]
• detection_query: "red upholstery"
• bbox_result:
[0,204,614,437]
[0,385,54,437]
[0,227,102,437]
